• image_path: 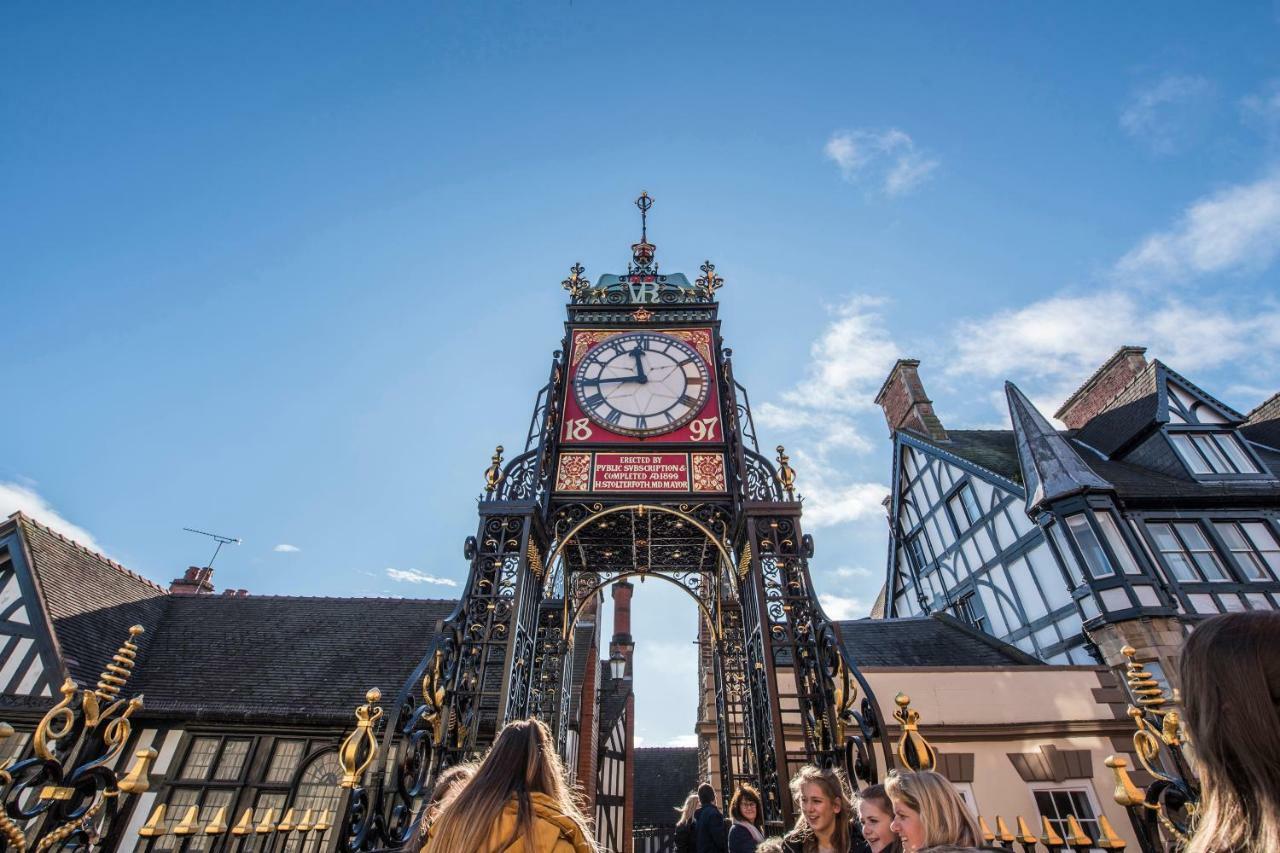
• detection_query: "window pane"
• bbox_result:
[1066,514,1114,577]
[1176,522,1210,551]
[1177,523,1227,580]
[1192,434,1233,473]
[961,485,981,525]
[214,739,251,781]
[181,737,219,780]
[267,739,307,784]
[1242,521,1279,552]
[1216,522,1269,581]
[1213,433,1258,474]
[1049,523,1084,587]
[948,494,968,531]
[188,790,235,853]
[1170,433,1211,474]
[1094,512,1141,574]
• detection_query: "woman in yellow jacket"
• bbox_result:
[422,717,598,853]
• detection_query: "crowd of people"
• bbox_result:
[405,611,1279,853]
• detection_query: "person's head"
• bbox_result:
[698,783,716,806]
[424,718,594,853]
[1181,611,1280,853]
[676,792,700,824]
[856,783,898,853]
[730,784,764,830]
[884,770,978,853]
[756,839,785,853]
[425,762,478,821]
[788,765,854,852]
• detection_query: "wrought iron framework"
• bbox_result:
[314,200,897,851]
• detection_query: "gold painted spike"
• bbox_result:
[1015,816,1038,844]
[1040,815,1065,847]
[255,808,277,834]
[95,626,144,700]
[118,747,158,794]
[295,809,314,832]
[484,446,504,493]
[137,804,167,838]
[1105,754,1145,807]
[1063,814,1093,848]
[204,807,228,835]
[172,805,201,836]
[978,816,995,843]
[277,808,296,833]
[1093,814,1127,849]
[995,816,1015,843]
[313,811,332,833]
[231,808,254,836]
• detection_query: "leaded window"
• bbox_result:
[947,483,981,533]
[1148,522,1228,582]
[1169,431,1260,476]
[1213,521,1279,581]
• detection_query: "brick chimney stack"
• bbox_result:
[1055,346,1148,429]
[874,359,948,441]
[170,566,215,596]
[609,580,634,675]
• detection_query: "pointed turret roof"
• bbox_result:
[1006,382,1111,514]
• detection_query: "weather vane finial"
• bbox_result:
[636,191,653,243]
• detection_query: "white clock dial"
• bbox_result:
[572,332,711,437]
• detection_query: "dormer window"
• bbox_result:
[1168,431,1260,476]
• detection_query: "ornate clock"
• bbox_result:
[572,332,711,437]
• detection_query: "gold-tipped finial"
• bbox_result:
[994,816,1015,844]
[893,693,937,771]
[231,808,255,836]
[1094,814,1128,849]
[484,446,504,494]
[137,804,167,838]
[277,808,297,833]
[172,805,201,836]
[1015,816,1038,845]
[313,811,333,833]
[338,688,384,788]
[776,446,797,501]
[117,747,158,794]
[1064,814,1094,849]
[1039,815,1065,847]
[204,807,229,835]
[96,625,144,701]
[255,808,277,835]
[1105,754,1145,807]
[977,816,995,844]
[296,809,314,833]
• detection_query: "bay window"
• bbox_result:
[1169,431,1260,476]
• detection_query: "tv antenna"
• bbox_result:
[183,527,241,568]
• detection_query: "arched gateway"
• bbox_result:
[341,197,895,850]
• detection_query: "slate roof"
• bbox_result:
[6,514,169,688]
[1007,382,1110,513]
[133,595,457,724]
[838,614,1041,667]
[633,748,700,827]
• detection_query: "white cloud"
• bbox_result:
[666,734,699,748]
[819,593,868,620]
[776,296,901,414]
[0,482,104,554]
[385,568,458,587]
[1240,80,1280,135]
[273,543,300,553]
[1115,172,1280,285]
[831,566,873,579]
[824,129,939,196]
[1120,74,1214,154]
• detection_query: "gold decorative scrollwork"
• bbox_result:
[892,693,936,771]
[484,446,504,494]
[737,542,752,580]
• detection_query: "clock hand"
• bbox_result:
[629,347,648,383]
[581,374,644,385]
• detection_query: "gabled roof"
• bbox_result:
[633,748,700,827]
[1007,383,1111,514]
[1243,392,1280,451]
[840,614,1041,667]
[900,430,1024,486]
[133,595,457,724]
[3,513,168,690]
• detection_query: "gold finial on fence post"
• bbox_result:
[1039,815,1065,849]
[338,688,383,789]
[892,693,936,771]
[1063,815,1093,851]
[1093,814,1128,849]
[1014,816,1039,851]
[776,446,796,501]
[484,446,505,494]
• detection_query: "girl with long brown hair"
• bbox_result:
[1182,610,1280,853]
[782,765,857,853]
[855,784,902,853]
[422,717,597,853]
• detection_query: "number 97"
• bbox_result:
[689,418,719,442]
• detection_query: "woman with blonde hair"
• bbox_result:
[674,792,700,853]
[884,770,979,853]
[782,765,858,853]
[406,760,479,849]
[1181,611,1280,853]
[422,717,596,853]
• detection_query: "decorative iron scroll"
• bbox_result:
[1104,646,1200,853]
[0,626,157,853]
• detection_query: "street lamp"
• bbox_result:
[609,649,627,680]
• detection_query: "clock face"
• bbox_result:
[572,332,712,437]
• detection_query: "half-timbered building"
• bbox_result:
[876,348,1280,684]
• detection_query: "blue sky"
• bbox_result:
[3,4,1279,748]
